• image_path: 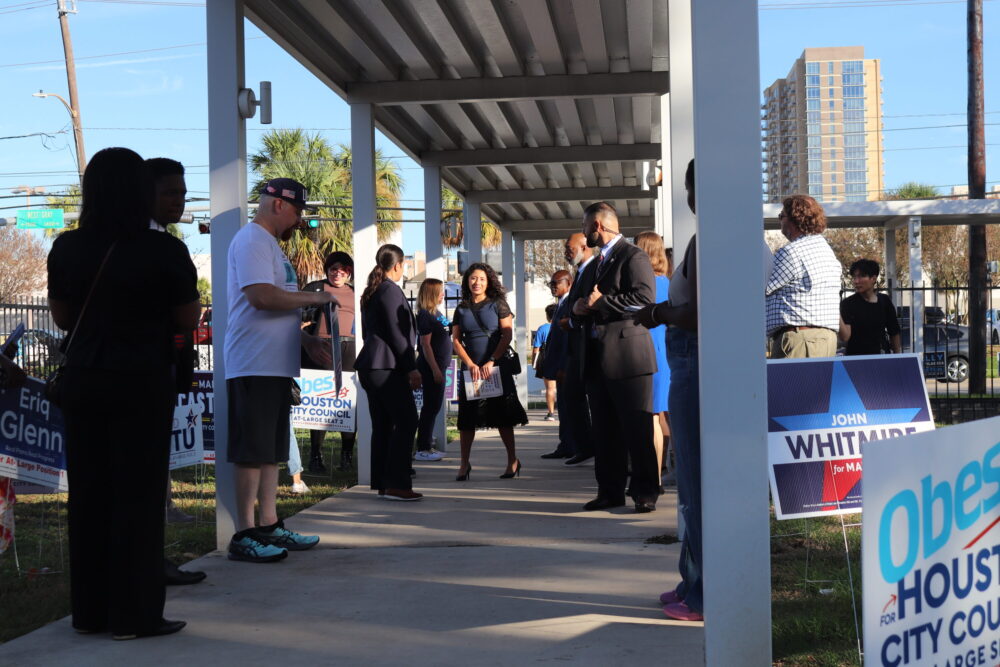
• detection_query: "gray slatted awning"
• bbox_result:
[244,0,668,236]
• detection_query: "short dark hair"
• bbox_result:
[79,147,150,239]
[544,303,556,321]
[849,259,880,278]
[583,201,617,219]
[324,251,354,274]
[145,157,184,183]
[685,159,695,190]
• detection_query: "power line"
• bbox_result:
[0,36,265,69]
[79,0,203,6]
[761,0,998,9]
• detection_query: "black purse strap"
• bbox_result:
[469,303,492,336]
[62,243,116,356]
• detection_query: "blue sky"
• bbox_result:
[0,0,997,258]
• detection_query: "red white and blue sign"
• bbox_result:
[768,354,934,520]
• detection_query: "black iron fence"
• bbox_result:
[0,297,63,378]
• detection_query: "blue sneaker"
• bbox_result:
[254,520,320,551]
[228,530,288,563]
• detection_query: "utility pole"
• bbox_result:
[56,0,87,185]
[968,0,987,394]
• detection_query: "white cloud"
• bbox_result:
[23,53,199,72]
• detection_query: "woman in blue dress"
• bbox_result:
[450,263,528,480]
[635,231,671,483]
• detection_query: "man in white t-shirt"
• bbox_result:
[224,178,335,563]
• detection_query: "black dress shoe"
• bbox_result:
[113,619,186,641]
[583,496,626,511]
[564,453,594,466]
[540,450,570,459]
[635,501,657,514]
[164,558,206,586]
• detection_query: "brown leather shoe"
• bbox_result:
[383,488,423,501]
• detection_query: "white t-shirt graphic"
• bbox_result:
[224,222,301,379]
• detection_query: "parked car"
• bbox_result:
[986,308,1000,345]
[193,308,212,345]
[900,323,969,382]
[1,328,65,376]
[896,305,946,324]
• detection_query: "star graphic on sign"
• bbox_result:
[186,410,198,427]
[772,361,921,431]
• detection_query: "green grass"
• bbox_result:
[0,430,355,644]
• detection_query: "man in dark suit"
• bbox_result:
[539,270,573,459]
[571,202,659,513]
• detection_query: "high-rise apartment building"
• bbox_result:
[762,46,884,203]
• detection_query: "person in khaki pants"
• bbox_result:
[765,194,842,358]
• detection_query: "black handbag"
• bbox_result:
[45,244,116,407]
[470,303,521,376]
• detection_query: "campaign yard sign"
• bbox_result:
[291,370,357,432]
[169,403,204,470]
[178,371,214,462]
[768,355,934,520]
[0,377,67,491]
[863,418,1000,667]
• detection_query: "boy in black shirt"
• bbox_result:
[839,259,902,355]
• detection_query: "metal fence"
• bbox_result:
[0,297,63,378]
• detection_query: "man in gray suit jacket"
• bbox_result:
[571,202,659,513]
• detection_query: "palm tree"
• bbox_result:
[328,144,405,249]
[440,186,501,249]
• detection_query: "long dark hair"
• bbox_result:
[460,262,506,307]
[360,244,404,310]
[79,147,151,238]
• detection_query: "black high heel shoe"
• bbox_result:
[455,463,472,481]
[499,459,522,479]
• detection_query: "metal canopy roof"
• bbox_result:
[244,0,668,234]
[762,199,1000,230]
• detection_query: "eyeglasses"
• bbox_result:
[328,266,351,275]
[547,279,568,287]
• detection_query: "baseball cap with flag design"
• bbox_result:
[259,178,316,212]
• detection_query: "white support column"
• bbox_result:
[351,102,379,486]
[659,94,674,249]
[501,227,514,293]
[423,166,448,450]
[668,2,696,256]
[207,0,245,550]
[512,233,529,410]
[691,0,771,664]
[884,225,897,306]
[464,199,482,264]
[424,167,445,280]
[909,216,924,361]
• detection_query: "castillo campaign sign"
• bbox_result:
[863,418,1000,667]
[178,371,214,462]
[768,355,934,520]
[0,377,67,491]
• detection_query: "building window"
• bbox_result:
[829,136,837,146]
[806,75,820,86]
[827,62,834,74]
[845,158,866,171]
[808,160,822,172]
[846,183,867,194]
[843,85,864,98]
[828,87,835,98]
[807,136,820,148]
[807,123,820,136]
[831,173,838,183]
[844,122,865,134]
[809,172,823,184]
[806,87,820,98]
[843,60,864,73]
[844,146,865,159]
[807,62,819,74]
[831,185,838,195]
[842,73,864,85]
[845,194,867,202]
[844,134,866,147]
[843,98,865,110]
[827,76,834,86]
[829,149,838,160]
[807,100,820,110]
[809,184,823,196]
[829,100,835,110]
[845,171,867,183]
[844,109,864,121]
[807,111,820,122]
[809,148,822,159]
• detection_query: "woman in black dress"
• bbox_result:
[355,244,423,501]
[47,147,200,639]
[451,263,527,480]
[414,278,451,460]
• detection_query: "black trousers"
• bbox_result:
[415,369,445,451]
[557,375,594,457]
[358,369,418,490]
[61,365,174,635]
[585,370,658,503]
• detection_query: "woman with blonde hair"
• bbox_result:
[634,231,671,488]
[414,278,452,461]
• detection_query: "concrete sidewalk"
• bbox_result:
[0,412,704,666]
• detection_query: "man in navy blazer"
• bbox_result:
[571,202,659,513]
[539,270,573,458]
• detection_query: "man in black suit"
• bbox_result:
[539,270,573,459]
[571,202,659,513]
